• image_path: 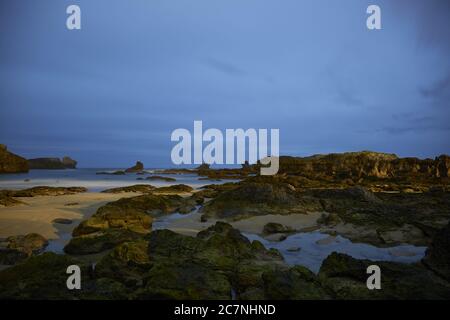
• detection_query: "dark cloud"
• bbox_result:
[387,0,450,52]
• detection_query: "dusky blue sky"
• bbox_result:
[0,0,449,168]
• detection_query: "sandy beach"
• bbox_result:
[0,191,324,241]
[0,192,139,240]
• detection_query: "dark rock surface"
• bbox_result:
[62,156,77,169]
[28,156,77,169]
[64,192,198,255]
[319,252,450,299]
[125,161,144,173]
[154,184,194,194]
[263,222,296,235]
[52,218,73,225]
[145,175,176,182]
[1,186,87,197]
[0,144,28,174]
[423,222,450,281]
[101,184,156,194]
[1,224,450,300]
[0,233,48,265]
[96,170,126,175]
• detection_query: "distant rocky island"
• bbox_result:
[0,144,77,172]
[28,156,77,170]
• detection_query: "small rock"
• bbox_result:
[64,202,79,206]
[263,222,295,235]
[52,218,73,225]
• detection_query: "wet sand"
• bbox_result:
[0,192,139,239]
[154,211,324,237]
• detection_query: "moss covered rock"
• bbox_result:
[319,252,450,299]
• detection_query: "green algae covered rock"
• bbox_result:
[154,184,194,194]
[319,252,450,300]
[64,230,145,255]
[101,184,156,194]
[261,265,328,300]
[0,253,87,299]
[0,233,48,265]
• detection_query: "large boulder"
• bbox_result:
[0,144,28,173]
[0,253,88,299]
[138,223,286,299]
[94,222,288,300]
[259,266,327,299]
[0,233,48,265]
[201,176,307,220]
[319,252,450,299]
[65,193,199,255]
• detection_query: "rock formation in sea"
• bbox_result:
[28,156,78,169]
[125,161,144,173]
[0,144,29,174]
[61,156,77,169]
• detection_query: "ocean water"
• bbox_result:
[0,168,222,192]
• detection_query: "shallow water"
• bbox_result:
[152,208,200,230]
[149,211,428,273]
[244,232,426,273]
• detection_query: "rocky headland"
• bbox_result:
[0,144,28,174]
[28,156,77,169]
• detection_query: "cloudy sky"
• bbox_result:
[0,0,449,167]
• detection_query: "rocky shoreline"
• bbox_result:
[0,151,449,299]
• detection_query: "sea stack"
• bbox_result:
[125,161,144,173]
[0,144,29,174]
